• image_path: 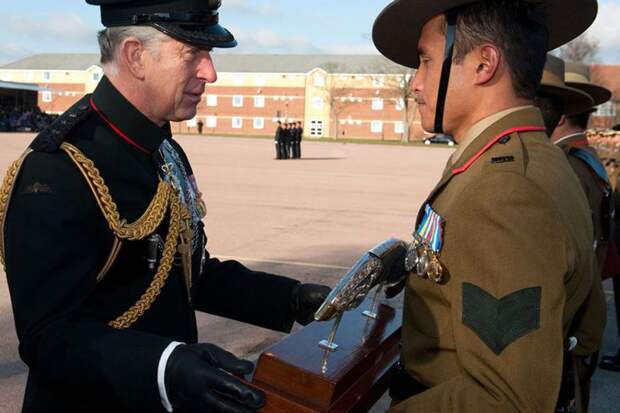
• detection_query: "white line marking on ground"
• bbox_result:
[215,255,350,270]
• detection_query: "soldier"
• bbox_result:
[283,122,291,159]
[535,54,609,410]
[274,120,283,159]
[0,1,330,412]
[290,122,299,159]
[295,121,304,159]
[372,0,606,411]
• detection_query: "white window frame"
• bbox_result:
[92,72,100,82]
[595,101,616,117]
[42,91,52,102]
[43,71,51,81]
[232,117,243,129]
[314,74,325,87]
[394,121,405,134]
[253,117,265,129]
[309,120,324,137]
[372,75,385,87]
[312,96,324,109]
[254,96,265,108]
[232,95,243,107]
[206,116,217,128]
[372,98,384,111]
[371,120,383,133]
[206,94,218,107]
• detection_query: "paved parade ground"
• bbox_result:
[0,133,618,412]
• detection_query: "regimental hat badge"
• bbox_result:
[405,204,445,283]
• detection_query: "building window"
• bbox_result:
[206,116,217,127]
[232,117,243,129]
[372,75,385,87]
[253,117,265,129]
[92,72,100,82]
[395,98,405,111]
[312,96,324,109]
[206,94,218,107]
[232,95,243,107]
[371,120,383,133]
[595,101,616,117]
[254,96,265,108]
[314,74,325,87]
[309,120,324,137]
[394,121,404,134]
[372,98,384,111]
[43,71,51,81]
[42,91,52,102]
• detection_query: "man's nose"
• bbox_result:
[197,53,217,83]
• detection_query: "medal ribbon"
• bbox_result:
[416,204,445,253]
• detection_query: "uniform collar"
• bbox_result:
[554,132,587,147]
[450,105,533,165]
[450,106,545,174]
[91,76,172,154]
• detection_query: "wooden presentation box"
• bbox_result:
[251,297,402,413]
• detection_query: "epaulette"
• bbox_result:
[30,95,92,152]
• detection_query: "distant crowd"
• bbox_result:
[0,105,57,132]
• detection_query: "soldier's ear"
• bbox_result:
[119,37,147,80]
[473,44,501,87]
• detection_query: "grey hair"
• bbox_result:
[97,26,169,74]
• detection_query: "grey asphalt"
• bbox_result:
[0,133,617,412]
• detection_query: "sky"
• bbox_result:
[1,0,619,65]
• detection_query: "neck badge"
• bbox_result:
[405,204,445,283]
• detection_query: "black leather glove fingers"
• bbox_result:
[290,283,331,325]
[385,278,406,298]
[165,343,265,413]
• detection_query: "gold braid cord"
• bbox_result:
[109,193,181,329]
[60,143,171,241]
[59,143,182,329]
[0,149,33,268]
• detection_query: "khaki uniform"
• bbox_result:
[391,107,606,412]
[556,133,610,277]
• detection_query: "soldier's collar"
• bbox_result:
[554,132,588,147]
[450,106,546,175]
[91,76,172,155]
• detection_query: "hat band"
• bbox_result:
[565,72,590,84]
[541,69,565,88]
[130,11,219,26]
[434,9,458,134]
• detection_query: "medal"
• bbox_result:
[406,204,445,283]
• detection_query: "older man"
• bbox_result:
[0,1,329,412]
[373,0,606,411]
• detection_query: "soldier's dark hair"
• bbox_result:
[535,93,565,136]
[443,0,549,100]
[566,111,592,130]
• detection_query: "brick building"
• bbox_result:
[1,53,618,138]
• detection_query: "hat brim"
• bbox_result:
[151,22,237,48]
[539,84,595,116]
[566,81,612,107]
[372,0,598,68]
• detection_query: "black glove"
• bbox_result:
[290,283,331,325]
[165,343,265,413]
[385,279,406,299]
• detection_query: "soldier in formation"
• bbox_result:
[373,0,606,411]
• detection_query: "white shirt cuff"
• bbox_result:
[158,341,185,412]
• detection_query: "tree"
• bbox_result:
[320,62,359,139]
[557,33,599,64]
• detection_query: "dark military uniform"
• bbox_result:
[274,124,283,159]
[1,77,300,412]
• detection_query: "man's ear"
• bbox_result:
[473,44,501,86]
[119,37,146,80]
[557,114,567,127]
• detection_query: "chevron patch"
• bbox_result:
[462,283,542,355]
